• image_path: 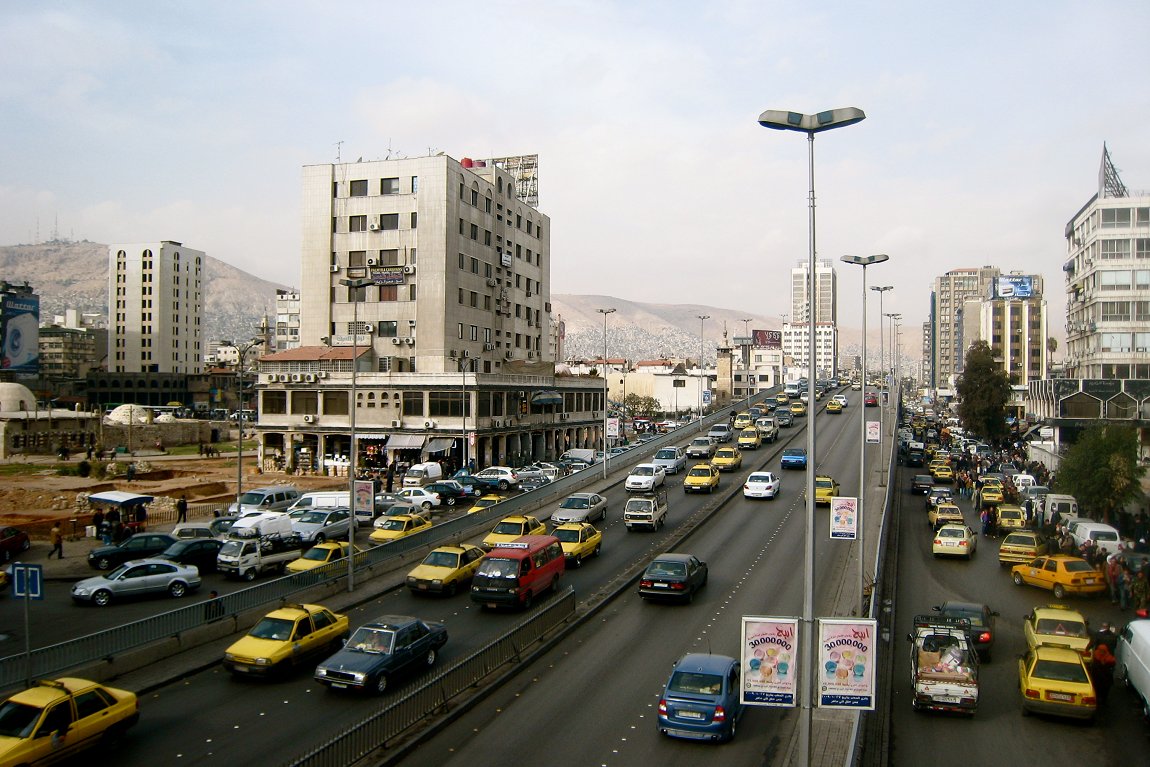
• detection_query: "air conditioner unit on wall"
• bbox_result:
[484,343,495,351]
[369,222,380,231]
[505,351,514,359]
[486,278,498,287]
[405,337,415,345]
[367,257,378,266]
[391,337,403,345]
[403,265,416,274]
[316,371,328,378]
[304,373,316,383]
[277,373,290,382]
[462,350,470,358]
[290,373,303,382]
[559,413,568,421]
[391,419,402,428]
[424,419,436,429]
[261,374,275,384]
[303,414,316,423]
[527,351,535,359]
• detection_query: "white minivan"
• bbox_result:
[403,462,444,488]
[1117,621,1150,719]
[1066,520,1126,553]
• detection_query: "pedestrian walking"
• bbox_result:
[48,523,64,559]
[126,463,136,482]
[1090,643,1116,704]
[176,495,188,523]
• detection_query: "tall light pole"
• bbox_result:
[340,277,371,591]
[886,313,901,421]
[220,337,264,514]
[696,314,710,428]
[870,285,893,489]
[597,308,615,479]
[871,286,893,394]
[841,255,889,611]
[761,106,865,766]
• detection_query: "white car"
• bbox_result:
[397,487,442,511]
[743,471,781,500]
[473,466,520,490]
[832,394,848,407]
[932,524,977,559]
[625,463,666,492]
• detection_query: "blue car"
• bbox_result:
[657,653,744,742]
[780,448,808,470]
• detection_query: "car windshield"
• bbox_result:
[1063,560,1096,573]
[0,700,43,738]
[106,563,133,579]
[560,497,590,509]
[301,547,337,562]
[688,468,711,478]
[945,608,985,627]
[1036,618,1087,637]
[348,627,395,654]
[783,449,804,458]
[237,491,267,504]
[691,439,710,446]
[249,617,296,641]
[749,474,773,483]
[1032,659,1089,684]
[668,671,723,696]
[477,557,519,579]
[297,511,330,524]
[648,560,686,577]
[817,480,833,489]
[554,528,583,543]
[938,528,965,538]
[492,521,525,534]
[716,450,735,458]
[423,550,461,568]
[632,467,654,477]
[656,450,677,459]
[379,519,409,531]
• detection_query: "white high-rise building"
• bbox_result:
[784,258,838,377]
[107,241,202,374]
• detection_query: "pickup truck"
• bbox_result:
[686,437,716,460]
[217,533,305,581]
[908,614,980,715]
[623,488,669,531]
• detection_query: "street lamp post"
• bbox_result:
[598,308,615,479]
[886,313,901,422]
[340,277,371,591]
[220,337,265,515]
[841,256,888,612]
[870,286,893,488]
[761,106,865,766]
[696,314,709,428]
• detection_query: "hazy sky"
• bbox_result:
[2,1,1148,340]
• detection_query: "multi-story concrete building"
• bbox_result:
[791,258,837,325]
[781,323,838,379]
[273,289,301,351]
[255,154,605,473]
[928,265,1000,389]
[957,274,1048,384]
[107,241,202,374]
[1063,152,1150,379]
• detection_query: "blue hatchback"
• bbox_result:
[657,653,743,742]
[780,447,808,470]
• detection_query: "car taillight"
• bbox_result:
[1082,695,1097,706]
[670,582,685,590]
[658,699,668,715]
[933,539,942,545]
[959,541,968,547]
[977,631,991,643]
[640,579,653,588]
[712,705,726,722]
[1024,688,1040,699]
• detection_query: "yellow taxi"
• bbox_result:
[980,484,1005,506]
[553,522,602,567]
[998,531,1048,566]
[711,446,744,472]
[369,513,433,543]
[1024,605,1091,658]
[826,399,843,414]
[482,515,547,550]
[683,463,721,493]
[928,502,965,529]
[1010,555,1106,599]
[0,678,139,765]
[814,475,840,506]
[406,543,486,596]
[737,428,762,450]
[468,494,503,514]
[1018,645,1097,720]
[790,401,808,416]
[930,464,954,483]
[775,392,790,405]
[285,541,366,573]
[733,412,754,430]
[996,504,1027,530]
[223,603,349,677]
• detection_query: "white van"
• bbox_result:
[783,383,801,398]
[1040,493,1080,525]
[403,462,444,488]
[1117,621,1150,719]
[1011,473,1037,490]
[288,491,350,513]
[1066,520,1126,553]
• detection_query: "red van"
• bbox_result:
[470,535,565,609]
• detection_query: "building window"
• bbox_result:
[379,285,398,302]
[402,392,424,417]
[471,188,479,206]
[380,213,399,230]
[470,325,478,341]
[349,250,367,267]
[349,215,368,232]
[349,180,368,197]
[458,253,465,270]
[485,196,492,214]
[1136,332,1150,352]
[323,390,348,415]
[411,176,418,193]
[429,391,464,417]
[470,258,479,274]
[378,321,398,337]
[1101,239,1131,259]
[1101,333,1132,352]
[459,218,465,235]
[1102,208,1131,228]
[381,178,400,195]
[380,249,400,266]
[1135,301,1150,322]
[484,230,492,246]
[457,323,464,339]
[1101,301,1131,321]
[470,223,478,240]
[1137,270,1150,290]
[470,291,478,308]
[410,212,417,229]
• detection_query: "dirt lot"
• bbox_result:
[0,457,344,539]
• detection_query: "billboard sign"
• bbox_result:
[753,329,783,349]
[741,616,798,707]
[818,618,877,709]
[606,417,620,439]
[1,293,39,374]
[368,266,405,285]
[993,275,1034,299]
[830,496,858,540]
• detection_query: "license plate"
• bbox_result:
[933,695,958,703]
[418,584,428,590]
[678,711,705,720]
[1084,579,1096,584]
[233,666,249,673]
[1048,692,1073,701]
[331,683,347,689]
[653,583,669,588]
[486,603,498,609]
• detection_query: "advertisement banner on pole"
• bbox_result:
[740,617,799,707]
[353,480,375,518]
[606,417,620,439]
[818,618,877,709]
[866,420,881,444]
[830,496,858,540]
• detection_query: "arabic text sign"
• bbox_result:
[830,496,858,540]
[741,617,798,707]
[818,618,877,710]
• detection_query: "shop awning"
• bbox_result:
[386,434,426,450]
[425,437,454,454]
[531,390,563,406]
[87,491,154,507]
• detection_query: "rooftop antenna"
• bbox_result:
[334,140,344,164]
[1099,143,1129,199]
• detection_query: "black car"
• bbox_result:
[925,486,955,510]
[158,538,223,573]
[88,533,178,571]
[639,553,708,603]
[314,615,447,694]
[776,411,794,428]
[933,601,998,660]
[911,475,935,495]
[905,450,925,467]
[423,482,472,506]
[449,476,487,498]
[518,476,552,493]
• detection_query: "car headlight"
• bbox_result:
[406,576,417,585]
[315,667,327,678]
[73,587,90,596]
[350,671,366,683]
[432,579,443,585]
[224,652,236,662]
[255,657,272,666]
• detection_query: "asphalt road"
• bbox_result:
[887,462,1146,764]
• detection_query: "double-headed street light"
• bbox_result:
[886,312,902,417]
[219,337,264,515]
[761,106,865,767]
[870,286,893,489]
[696,314,709,428]
[598,308,615,479]
[340,276,371,591]
[841,255,889,614]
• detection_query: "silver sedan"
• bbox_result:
[291,508,352,543]
[551,493,608,525]
[71,558,201,607]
